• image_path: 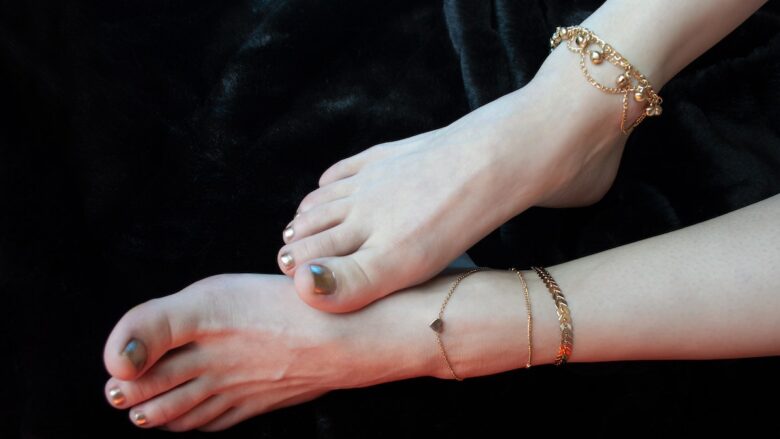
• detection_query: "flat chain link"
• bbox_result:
[531,266,573,366]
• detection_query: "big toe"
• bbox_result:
[293,248,411,313]
[103,282,210,380]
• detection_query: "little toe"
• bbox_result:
[127,377,214,429]
[105,344,203,409]
[278,223,365,276]
[282,198,350,245]
[293,248,393,313]
[103,281,218,381]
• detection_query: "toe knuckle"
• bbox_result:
[152,403,177,425]
[153,372,179,396]
[319,231,340,255]
[134,383,155,403]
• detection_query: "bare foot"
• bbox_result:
[278,44,647,313]
[102,273,435,432]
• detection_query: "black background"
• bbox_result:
[2,1,780,437]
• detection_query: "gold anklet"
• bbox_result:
[531,266,573,366]
[429,267,489,381]
[550,25,663,135]
[509,268,533,369]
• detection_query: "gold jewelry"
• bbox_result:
[429,267,489,381]
[509,268,533,369]
[531,266,573,366]
[549,25,663,134]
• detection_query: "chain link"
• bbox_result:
[550,25,663,134]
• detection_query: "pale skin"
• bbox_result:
[277,0,769,314]
[103,0,774,432]
[104,192,780,431]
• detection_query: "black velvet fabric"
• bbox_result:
[3,1,780,437]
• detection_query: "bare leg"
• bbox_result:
[277,0,768,313]
[103,193,779,431]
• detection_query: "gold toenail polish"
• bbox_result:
[121,338,148,372]
[280,252,294,269]
[132,411,148,426]
[108,387,126,406]
[310,264,337,294]
[283,225,295,240]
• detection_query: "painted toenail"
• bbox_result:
[310,264,337,295]
[280,252,294,269]
[283,225,295,240]
[132,410,148,426]
[108,387,126,406]
[121,338,148,372]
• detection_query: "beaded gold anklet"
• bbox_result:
[550,25,663,134]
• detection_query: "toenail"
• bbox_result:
[131,410,148,426]
[121,338,148,372]
[310,264,337,295]
[108,387,126,406]
[280,252,294,269]
[283,225,295,240]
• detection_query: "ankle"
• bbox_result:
[529,44,648,139]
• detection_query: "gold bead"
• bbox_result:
[575,34,589,48]
[645,106,655,116]
[616,74,629,88]
[633,91,645,102]
[589,50,603,65]
[654,105,663,116]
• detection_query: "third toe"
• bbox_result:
[105,345,203,408]
[277,223,365,276]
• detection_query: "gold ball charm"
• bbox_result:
[645,106,656,116]
[653,105,663,116]
[633,91,645,102]
[575,34,589,48]
[616,74,629,89]
[589,50,604,65]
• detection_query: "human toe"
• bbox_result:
[161,394,235,432]
[293,248,401,313]
[277,223,364,276]
[103,278,223,381]
[296,177,355,214]
[126,377,214,429]
[104,344,203,409]
[282,198,350,245]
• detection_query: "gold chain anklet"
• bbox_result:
[531,266,573,366]
[429,267,489,381]
[550,25,663,134]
